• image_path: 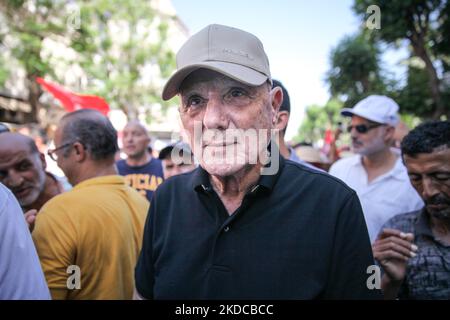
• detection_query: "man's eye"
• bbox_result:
[228,88,248,98]
[408,174,421,182]
[433,172,450,181]
[0,171,6,179]
[231,89,245,97]
[185,96,205,109]
[224,88,252,106]
[18,162,31,171]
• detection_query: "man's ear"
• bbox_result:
[73,142,87,162]
[39,152,47,170]
[384,125,396,143]
[270,86,283,121]
[275,110,289,132]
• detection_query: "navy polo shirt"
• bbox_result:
[135,156,381,299]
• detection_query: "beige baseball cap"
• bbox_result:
[162,24,272,100]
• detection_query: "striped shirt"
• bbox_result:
[381,209,450,300]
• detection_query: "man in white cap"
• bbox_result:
[329,95,423,243]
[134,24,381,300]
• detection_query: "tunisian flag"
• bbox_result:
[36,77,110,115]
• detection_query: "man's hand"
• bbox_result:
[24,209,38,232]
[372,228,418,282]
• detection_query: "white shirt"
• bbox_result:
[0,183,51,300]
[329,154,424,243]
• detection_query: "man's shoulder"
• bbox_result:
[124,185,151,208]
[150,157,163,165]
[39,187,85,215]
[329,155,359,172]
[148,157,164,172]
[154,168,197,195]
[115,159,127,170]
[382,209,423,232]
[0,183,14,214]
[282,160,356,197]
[116,159,126,165]
[0,184,23,226]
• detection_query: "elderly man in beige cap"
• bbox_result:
[134,24,381,300]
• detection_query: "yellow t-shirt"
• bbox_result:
[32,175,149,300]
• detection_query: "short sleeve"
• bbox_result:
[32,200,76,299]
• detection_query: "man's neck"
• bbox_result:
[361,147,398,183]
[23,173,61,212]
[126,152,151,167]
[430,215,450,245]
[72,162,118,186]
[210,164,262,215]
[277,137,290,160]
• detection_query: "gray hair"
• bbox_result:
[61,110,118,161]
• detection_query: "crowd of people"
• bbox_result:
[0,24,449,300]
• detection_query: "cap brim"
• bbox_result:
[340,108,386,124]
[340,108,355,117]
[162,61,269,100]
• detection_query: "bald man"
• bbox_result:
[0,132,65,212]
[116,121,164,202]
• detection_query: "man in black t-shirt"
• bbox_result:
[134,24,381,300]
[116,120,163,202]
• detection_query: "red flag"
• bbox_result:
[324,128,334,145]
[36,77,110,115]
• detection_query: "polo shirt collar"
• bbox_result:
[354,154,408,182]
[192,166,213,193]
[73,175,125,190]
[414,208,435,239]
[192,144,285,195]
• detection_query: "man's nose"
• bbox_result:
[350,128,360,139]
[422,177,439,200]
[351,134,360,143]
[203,97,228,130]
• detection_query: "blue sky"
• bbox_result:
[171,0,407,139]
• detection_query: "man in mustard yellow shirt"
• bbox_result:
[32,110,149,300]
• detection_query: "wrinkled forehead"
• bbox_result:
[0,135,34,156]
[404,147,450,170]
[179,69,263,94]
[351,115,378,125]
[0,148,38,170]
[123,122,148,135]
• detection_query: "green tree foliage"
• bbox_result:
[295,99,343,144]
[72,0,177,119]
[394,62,436,118]
[0,0,72,121]
[0,0,177,122]
[326,33,387,109]
[353,0,450,119]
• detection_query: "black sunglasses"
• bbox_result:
[347,123,384,134]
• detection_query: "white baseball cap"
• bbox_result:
[341,95,400,126]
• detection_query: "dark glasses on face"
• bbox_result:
[347,123,384,134]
